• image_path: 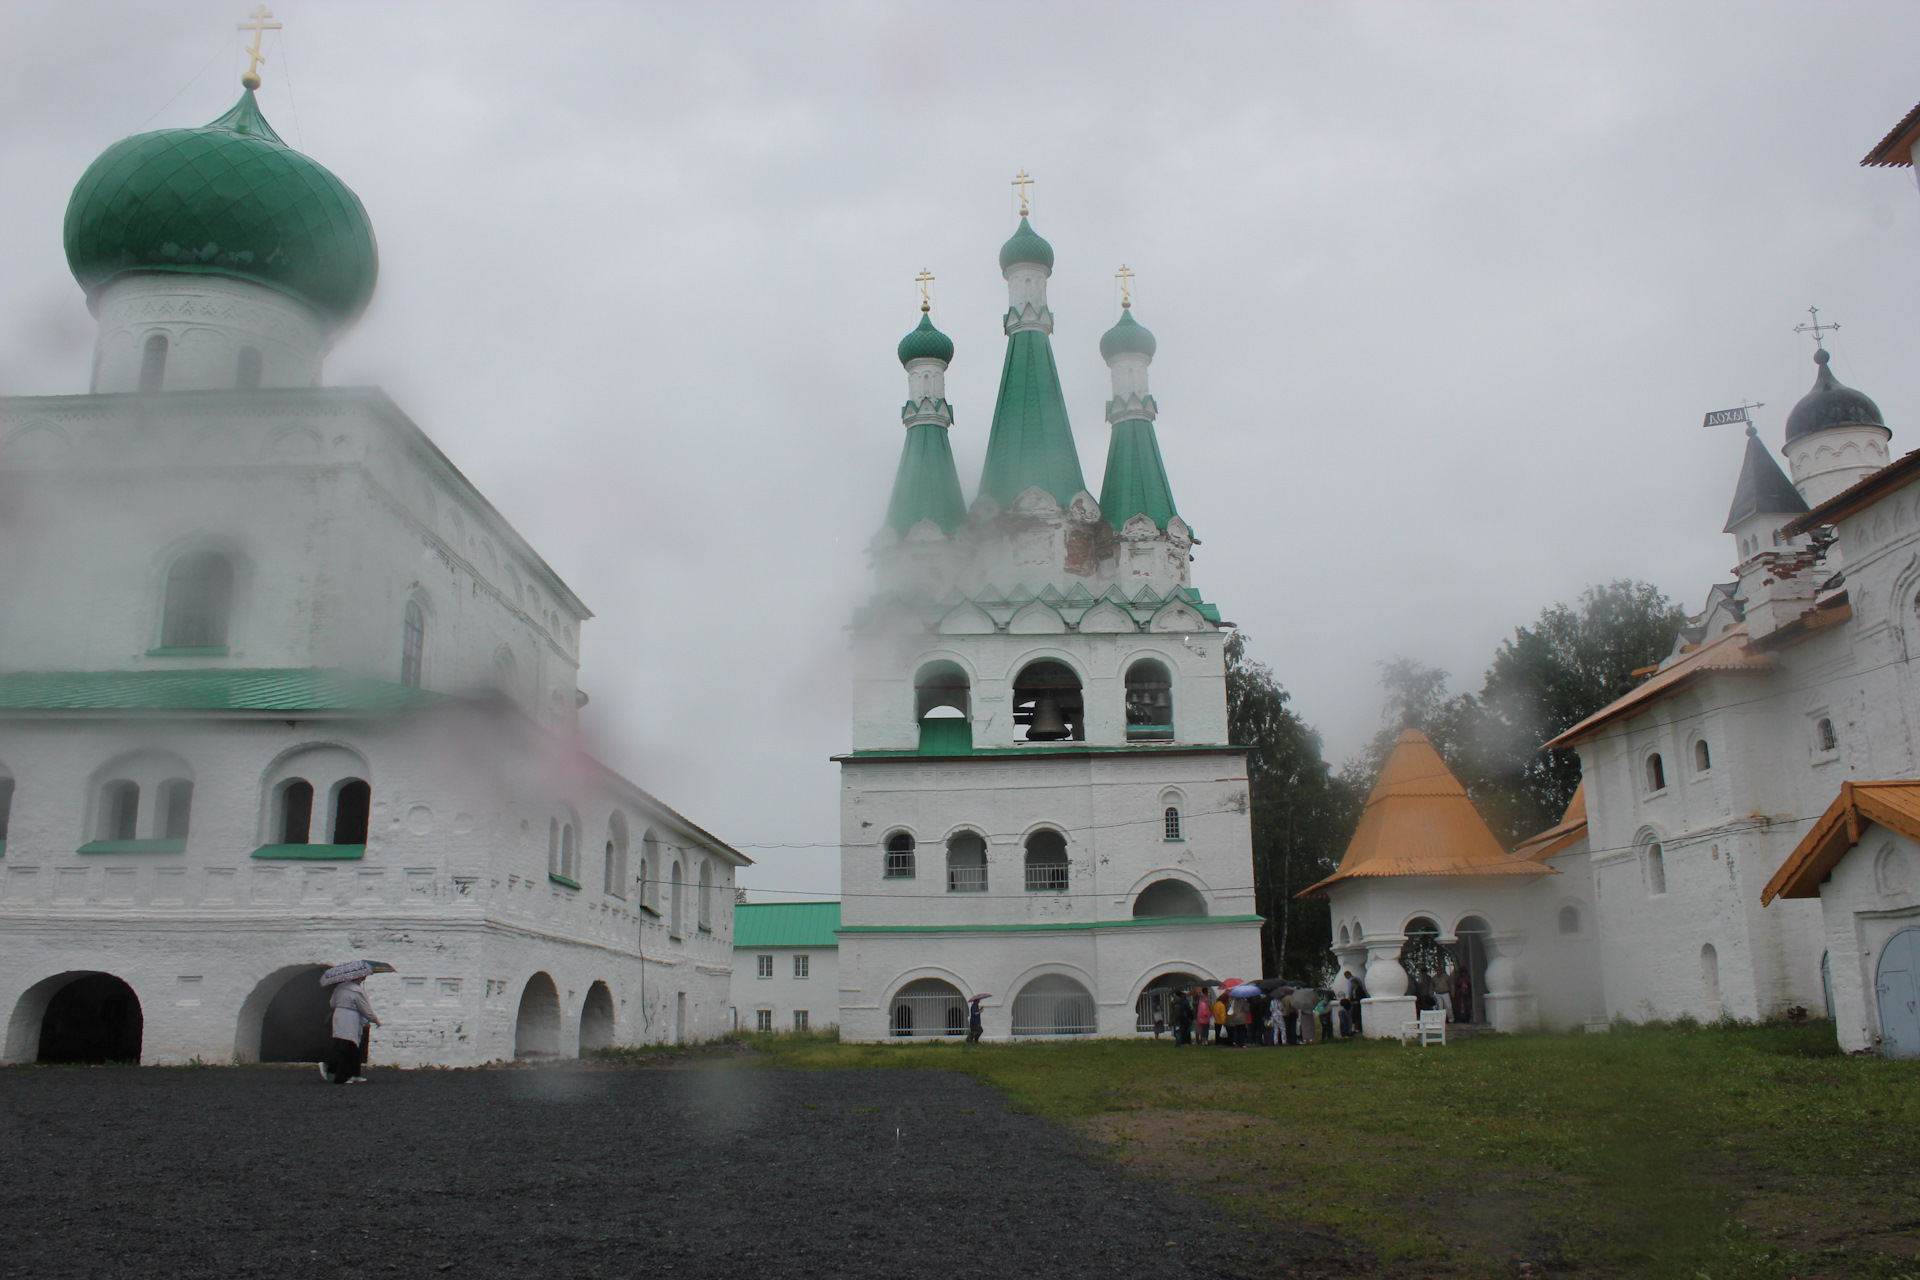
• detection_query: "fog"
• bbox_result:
[2,2,1917,900]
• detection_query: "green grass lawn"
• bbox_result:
[750,1021,1920,1279]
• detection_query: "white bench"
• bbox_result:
[1398,1008,1448,1047]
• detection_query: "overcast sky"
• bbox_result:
[3,2,1917,899]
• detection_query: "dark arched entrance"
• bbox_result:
[579,981,614,1053]
[259,966,333,1062]
[515,972,561,1058]
[39,974,143,1063]
[1136,971,1204,1032]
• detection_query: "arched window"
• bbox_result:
[1132,878,1207,918]
[1023,829,1069,893]
[548,818,560,875]
[1693,739,1711,773]
[100,780,139,841]
[890,978,966,1038]
[1645,753,1666,792]
[1558,904,1581,935]
[946,831,987,893]
[277,780,314,845]
[1163,807,1182,840]
[400,600,426,688]
[1124,658,1174,740]
[1645,840,1666,895]
[699,861,713,930]
[236,346,263,390]
[0,772,13,846]
[670,861,684,936]
[1012,661,1083,742]
[1010,974,1097,1036]
[157,779,193,841]
[884,832,916,879]
[1338,923,1350,945]
[160,552,234,649]
[330,780,370,845]
[1700,943,1721,1008]
[605,813,629,898]
[1818,718,1838,752]
[561,823,577,880]
[640,829,660,908]
[138,334,168,392]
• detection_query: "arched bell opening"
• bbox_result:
[1124,658,1174,741]
[1012,660,1083,742]
[915,659,972,754]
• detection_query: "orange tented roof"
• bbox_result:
[1512,783,1588,862]
[1299,728,1551,896]
[1543,625,1776,751]
[1762,780,1920,904]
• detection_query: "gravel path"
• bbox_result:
[0,1060,1282,1279]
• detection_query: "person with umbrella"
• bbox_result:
[966,993,990,1045]
[319,959,393,1084]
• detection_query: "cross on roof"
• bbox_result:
[237,5,280,89]
[915,268,934,312]
[1011,170,1032,217]
[1793,305,1840,347]
[1115,264,1134,308]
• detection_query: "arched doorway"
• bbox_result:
[1399,917,1450,1013]
[1876,927,1920,1059]
[1011,974,1097,1036]
[1136,971,1204,1032]
[38,973,143,1063]
[1453,916,1491,1025]
[890,978,966,1037]
[515,972,562,1059]
[579,981,615,1054]
[258,966,333,1062]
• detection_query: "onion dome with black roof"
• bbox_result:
[63,88,378,327]
[1784,349,1884,443]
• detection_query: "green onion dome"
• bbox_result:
[998,216,1055,272]
[1784,348,1884,443]
[1099,306,1157,361]
[63,89,378,326]
[897,309,955,365]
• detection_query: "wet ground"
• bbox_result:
[0,1059,1283,1279]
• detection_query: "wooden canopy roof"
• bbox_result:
[1762,780,1920,904]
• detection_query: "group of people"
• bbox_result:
[1155,970,1371,1047]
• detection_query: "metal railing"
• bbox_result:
[947,864,987,893]
[890,994,967,1037]
[1011,989,1097,1036]
[1024,862,1069,892]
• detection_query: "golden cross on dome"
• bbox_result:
[1793,304,1840,347]
[238,5,281,90]
[1115,264,1135,308]
[915,268,935,312]
[1011,170,1033,217]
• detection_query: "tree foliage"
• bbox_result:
[1225,632,1358,982]
[1346,580,1690,845]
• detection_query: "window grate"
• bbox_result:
[1024,863,1068,892]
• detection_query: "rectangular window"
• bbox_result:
[793,954,810,979]
[793,1010,809,1032]
[757,954,773,979]
[755,1009,773,1034]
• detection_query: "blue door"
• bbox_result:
[1877,928,1920,1059]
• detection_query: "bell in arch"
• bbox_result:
[1028,695,1070,741]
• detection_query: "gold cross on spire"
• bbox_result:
[1115,264,1134,309]
[1793,304,1840,347]
[1012,170,1033,217]
[238,5,281,90]
[915,268,935,313]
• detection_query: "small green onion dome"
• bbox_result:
[1099,306,1157,361]
[63,89,378,326]
[897,309,955,366]
[1784,348,1884,443]
[998,216,1055,272]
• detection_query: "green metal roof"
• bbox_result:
[998,216,1055,271]
[838,914,1263,936]
[887,422,968,536]
[897,311,955,365]
[0,669,445,713]
[734,900,842,948]
[64,89,378,324]
[978,328,1085,509]
[1099,308,1157,360]
[1099,417,1181,530]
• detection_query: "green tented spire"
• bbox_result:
[978,216,1085,510]
[1096,302,1180,529]
[885,306,966,536]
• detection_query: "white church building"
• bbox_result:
[832,210,1262,1041]
[0,74,745,1066]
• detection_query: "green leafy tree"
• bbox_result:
[1225,632,1358,981]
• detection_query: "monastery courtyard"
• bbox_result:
[2,1022,1914,1280]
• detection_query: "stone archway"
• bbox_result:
[257,966,333,1062]
[579,981,614,1054]
[515,972,562,1059]
[31,973,143,1064]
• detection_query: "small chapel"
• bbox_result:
[0,50,744,1066]
[832,198,1262,1040]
